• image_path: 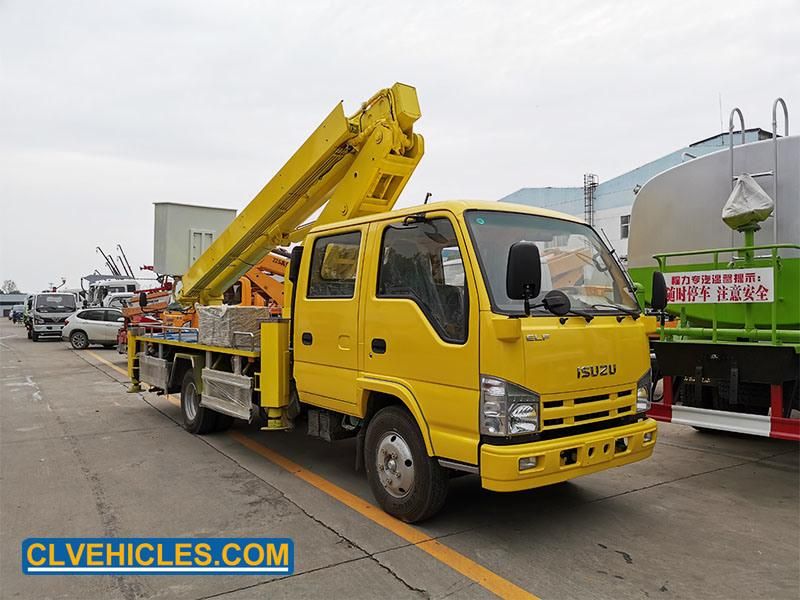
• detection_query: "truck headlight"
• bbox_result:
[636,370,652,414]
[34,316,44,324]
[480,376,539,436]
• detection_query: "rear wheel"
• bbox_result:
[365,406,448,523]
[70,330,89,350]
[214,414,234,432]
[180,370,218,434]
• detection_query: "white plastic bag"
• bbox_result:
[722,173,774,230]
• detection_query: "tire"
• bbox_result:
[70,330,89,350]
[364,406,448,523]
[214,414,234,432]
[27,328,32,339]
[180,370,218,434]
[31,331,39,342]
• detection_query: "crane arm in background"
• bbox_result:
[243,252,289,308]
[177,82,424,305]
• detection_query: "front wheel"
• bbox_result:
[31,331,39,342]
[364,406,448,523]
[70,330,89,350]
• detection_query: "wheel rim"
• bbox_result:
[72,332,87,348]
[375,431,415,499]
[184,381,199,421]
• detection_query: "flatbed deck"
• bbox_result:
[133,333,261,358]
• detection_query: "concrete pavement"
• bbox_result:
[1,319,798,599]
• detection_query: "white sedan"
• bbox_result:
[62,308,124,349]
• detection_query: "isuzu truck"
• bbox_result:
[128,83,657,521]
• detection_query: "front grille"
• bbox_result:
[540,385,636,431]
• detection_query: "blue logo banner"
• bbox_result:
[22,538,294,576]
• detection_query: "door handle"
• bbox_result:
[302,332,313,345]
[371,338,387,354]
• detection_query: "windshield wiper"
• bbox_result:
[559,308,594,322]
[587,303,641,319]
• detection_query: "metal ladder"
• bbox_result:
[727,98,790,244]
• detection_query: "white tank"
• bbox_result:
[628,135,799,270]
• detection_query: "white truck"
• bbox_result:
[28,292,79,341]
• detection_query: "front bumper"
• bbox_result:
[480,418,657,492]
[33,324,64,336]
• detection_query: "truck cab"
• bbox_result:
[29,292,78,341]
[291,201,656,517]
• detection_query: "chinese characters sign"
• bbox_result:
[665,268,774,304]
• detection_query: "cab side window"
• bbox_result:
[378,218,468,343]
[307,231,362,299]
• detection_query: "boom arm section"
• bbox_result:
[178,83,424,305]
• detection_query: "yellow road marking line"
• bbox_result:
[229,431,538,599]
[84,351,184,409]
[86,350,128,377]
[86,349,537,598]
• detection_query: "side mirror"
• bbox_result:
[506,242,542,311]
[117,317,125,323]
[288,246,304,285]
[138,291,148,307]
[542,289,571,316]
[651,271,668,311]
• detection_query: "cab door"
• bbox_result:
[293,228,365,411]
[361,213,480,464]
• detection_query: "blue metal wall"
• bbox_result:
[502,130,771,217]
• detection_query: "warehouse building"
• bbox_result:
[502,128,773,261]
[0,293,28,317]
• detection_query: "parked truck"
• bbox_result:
[28,291,78,341]
[128,83,657,521]
[629,99,798,440]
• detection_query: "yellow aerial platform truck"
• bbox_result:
[128,84,657,522]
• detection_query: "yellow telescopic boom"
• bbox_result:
[177,83,424,305]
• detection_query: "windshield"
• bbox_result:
[465,210,638,315]
[34,294,76,313]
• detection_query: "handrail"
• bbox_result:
[130,323,199,343]
[654,243,799,260]
[232,331,256,352]
[728,107,746,246]
[654,243,799,345]
[772,97,789,243]
[728,106,745,190]
[773,97,789,137]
